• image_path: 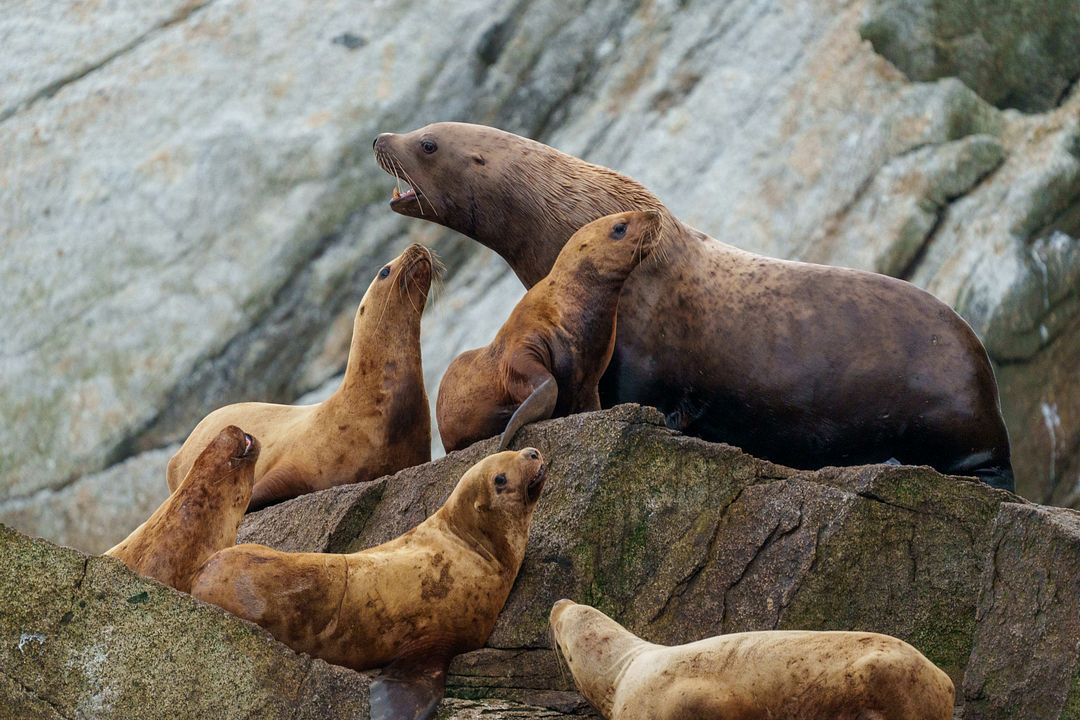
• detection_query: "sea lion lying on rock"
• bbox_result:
[167,243,439,510]
[374,122,1013,490]
[436,210,661,452]
[106,426,257,593]
[191,448,548,720]
[550,600,955,720]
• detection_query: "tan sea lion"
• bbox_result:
[374,123,1014,490]
[191,448,547,720]
[436,210,661,453]
[549,600,955,720]
[106,425,258,593]
[166,243,439,511]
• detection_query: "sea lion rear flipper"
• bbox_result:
[498,376,557,450]
[369,654,448,720]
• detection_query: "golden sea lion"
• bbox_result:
[550,600,955,720]
[191,448,548,720]
[166,243,438,510]
[106,425,258,593]
[436,210,661,452]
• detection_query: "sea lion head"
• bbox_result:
[374,122,674,286]
[441,448,547,568]
[553,210,663,285]
[189,425,260,482]
[355,243,442,329]
[549,599,642,716]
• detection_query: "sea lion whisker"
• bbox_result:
[396,159,438,217]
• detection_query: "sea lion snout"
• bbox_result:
[520,448,547,504]
[550,598,575,625]
[373,133,393,151]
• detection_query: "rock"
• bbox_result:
[0,523,373,719]
[3,0,1079,551]
[860,0,1080,112]
[962,504,1080,719]
[241,406,1034,710]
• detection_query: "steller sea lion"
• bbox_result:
[373,123,1014,490]
[106,425,258,593]
[190,448,548,720]
[549,600,955,720]
[436,210,661,453]
[166,243,439,511]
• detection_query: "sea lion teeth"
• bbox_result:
[392,187,401,200]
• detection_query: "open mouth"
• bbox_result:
[390,185,418,206]
[237,433,257,459]
[527,464,547,503]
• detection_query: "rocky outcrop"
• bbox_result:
[7,407,1079,718]
[3,0,1079,552]
[240,406,1080,716]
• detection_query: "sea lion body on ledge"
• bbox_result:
[550,600,955,720]
[437,211,661,452]
[192,448,548,720]
[374,123,1013,489]
[106,426,258,593]
[166,244,438,510]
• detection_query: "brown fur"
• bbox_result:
[166,244,439,510]
[106,426,258,593]
[374,123,1013,487]
[436,211,661,452]
[190,449,547,671]
[549,600,955,720]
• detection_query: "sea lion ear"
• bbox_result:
[471,153,485,165]
[369,654,449,720]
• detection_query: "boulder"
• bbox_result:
[241,406,1023,710]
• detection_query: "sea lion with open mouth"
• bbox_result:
[106,425,258,593]
[166,244,439,511]
[191,448,548,720]
[437,210,661,452]
[373,123,1014,490]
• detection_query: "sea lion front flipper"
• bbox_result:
[498,375,557,451]
[369,654,448,720]
[247,463,311,513]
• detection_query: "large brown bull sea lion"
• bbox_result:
[191,448,547,720]
[550,600,955,720]
[374,123,1013,489]
[437,210,661,452]
[167,244,438,510]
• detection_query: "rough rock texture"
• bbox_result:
[5,407,1080,718]
[239,406,1080,716]
[962,504,1080,719]
[2,0,1079,551]
[860,0,1080,111]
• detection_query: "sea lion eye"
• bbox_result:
[379,266,391,279]
[420,139,438,154]
[493,473,507,488]
[611,222,628,240]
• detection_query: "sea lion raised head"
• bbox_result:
[436,211,661,453]
[107,425,259,593]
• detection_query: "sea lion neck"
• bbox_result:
[557,607,648,717]
[332,293,423,403]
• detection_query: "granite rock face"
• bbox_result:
[2,0,1079,552]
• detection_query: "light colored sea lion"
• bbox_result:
[549,600,955,720]
[106,425,258,593]
[190,448,547,720]
[436,210,661,453]
[374,123,1014,490]
[166,243,439,511]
